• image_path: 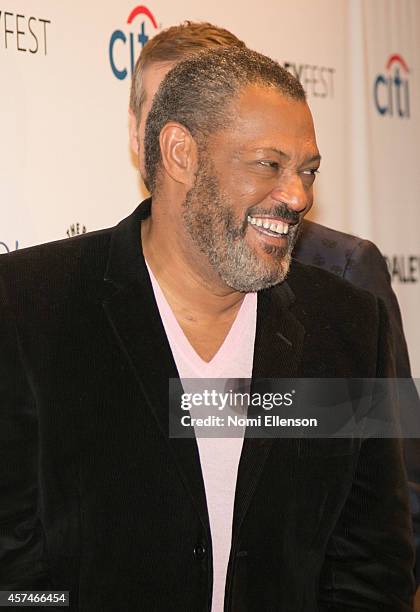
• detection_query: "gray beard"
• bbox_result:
[181,158,299,293]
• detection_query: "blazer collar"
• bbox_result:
[103,198,152,289]
[232,278,305,548]
[103,198,304,384]
[102,199,306,544]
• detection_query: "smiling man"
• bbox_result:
[129,22,420,606]
[142,55,318,313]
[0,46,414,611]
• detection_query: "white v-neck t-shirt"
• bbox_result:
[146,262,257,612]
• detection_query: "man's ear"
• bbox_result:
[159,122,197,189]
[128,108,139,157]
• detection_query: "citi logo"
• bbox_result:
[374,54,410,118]
[109,5,158,80]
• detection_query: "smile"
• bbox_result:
[247,215,289,236]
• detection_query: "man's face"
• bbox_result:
[135,62,173,178]
[181,85,320,292]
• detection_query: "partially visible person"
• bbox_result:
[128,21,420,584]
[293,222,411,377]
[129,21,246,187]
[129,22,411,380]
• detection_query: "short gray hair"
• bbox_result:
[144,46,306,193]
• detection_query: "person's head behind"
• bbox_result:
[130,21,245,123]
[129,21,245,179]
[142,47,318,293]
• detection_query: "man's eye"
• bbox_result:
[258,160,279,170]
[300,168,320,185]
[301,168,320,176]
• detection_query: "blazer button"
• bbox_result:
[193,544,207,561]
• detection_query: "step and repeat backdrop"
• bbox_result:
[0,0,419,372]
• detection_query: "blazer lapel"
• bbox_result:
[252,282,305,380]
[232,281,305,540]
[101,200,209,533]
[100,200,307,545]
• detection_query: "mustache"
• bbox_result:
[247,203,300,224]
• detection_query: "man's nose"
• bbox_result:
[270,174,309,214]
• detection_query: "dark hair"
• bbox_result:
[129,21,245,123]
[144,46,306,193]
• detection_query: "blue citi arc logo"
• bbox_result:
[374,54,410,118]
[109,5,158,80]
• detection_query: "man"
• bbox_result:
[129,20,420,585]
[0,45,414,610]
[129,22,411,379]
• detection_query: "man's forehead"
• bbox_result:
[235,84,309,119]
[212,84,317,152]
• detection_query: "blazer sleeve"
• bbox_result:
[0,275,51,588]
[345,238,420,584]
[344,238,410,378]
[319,298,415,611]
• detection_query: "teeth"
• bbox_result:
[248,216,289,235]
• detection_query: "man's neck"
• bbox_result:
[141,214,246,362]
[141,214,245,320]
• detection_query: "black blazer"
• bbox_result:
[294,219,411,379]
[294,219,420,583]
[0,201,414,611]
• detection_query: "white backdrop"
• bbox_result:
[0,0,419,372]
